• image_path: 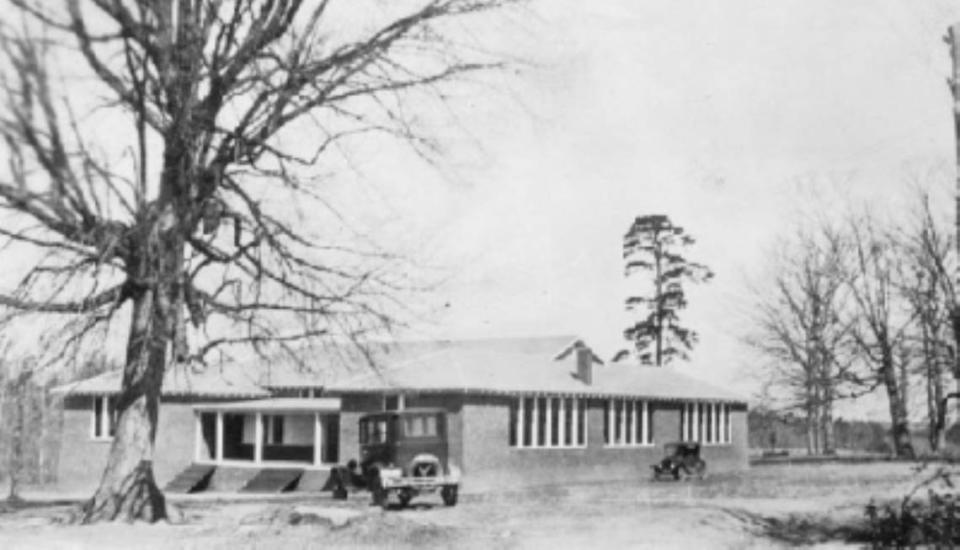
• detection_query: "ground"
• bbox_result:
[0,462,951,549]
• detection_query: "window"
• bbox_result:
[403,414,438,438]
[263,415,284,445]
[383,394,405,411]
[510,396,586,448]
[360,417,389,444]
[603,399,653,446]
[91,395,117,440]
[297,388,317,398]
[680,402,731,445]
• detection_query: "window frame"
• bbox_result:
[90,395,117,441]
[603,398,654,447]
[681,402,732,446]
[510,395,587,449]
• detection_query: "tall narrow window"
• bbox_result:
[522,397,535,447]
[724,405,731,443]
[604,399,653,446]
[92,396,117,440]
[511,396,586,449]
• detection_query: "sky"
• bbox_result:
[3,1,960,418]
[332,0,960,416]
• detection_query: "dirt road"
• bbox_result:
[0,462,942,549]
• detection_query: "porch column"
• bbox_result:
[313,412,323,466]
[194,412,202,462]
[215,411,223,462]
[254,412,263,464]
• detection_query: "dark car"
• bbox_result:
[651,441,706,480]
[355,408,460,508]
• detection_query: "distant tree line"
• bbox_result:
[0,356,114,499]
[748,180,957,459]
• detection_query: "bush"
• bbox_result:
[863,489,960,546]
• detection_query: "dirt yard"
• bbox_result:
[0,462,951,549]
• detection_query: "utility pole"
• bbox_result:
[946,23,960,434]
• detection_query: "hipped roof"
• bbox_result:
[324,344,745,404]
[51,335,746,404]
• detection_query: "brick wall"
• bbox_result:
[460,395,749,492]
[59,396,205,490]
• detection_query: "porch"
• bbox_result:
[193,398,342,469]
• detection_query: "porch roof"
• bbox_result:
[193,397,341,413]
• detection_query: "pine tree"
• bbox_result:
[617,215,713,366]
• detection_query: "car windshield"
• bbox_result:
[402,414,438,438]
[360,418,389,444]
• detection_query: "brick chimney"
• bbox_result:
[575,343,593,385]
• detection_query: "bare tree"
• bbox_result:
[0,0,518,522]
[747,222,858,455]
[896,189,956,453]
[847,211,916,459]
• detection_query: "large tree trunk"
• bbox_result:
[881,351,915,459]
[81,288,169,523]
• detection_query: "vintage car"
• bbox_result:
[651,441,706,480]
[351,408,461,508]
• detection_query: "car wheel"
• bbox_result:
[397,490,412,508]
[441,485,458,506]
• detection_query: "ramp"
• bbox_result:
[165,464,216,494]
[239,468,305,493]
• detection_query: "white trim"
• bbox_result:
[545,397,553,445]
[313,413,323,466]
[517,397,525,446]
[254,411,264,464]
[90,395,115,441]
[604,398,655,448]
[215,411,224,462]
[194,412,202,462]
[571,397,580,446]
[531,397,539,446]
[694,402,700,442]
[511,396,587,449]
[558,397,566,446]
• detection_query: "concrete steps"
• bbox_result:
[239,468,305,493]
[165,464,216,493]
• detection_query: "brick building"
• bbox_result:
[54,336,748,493]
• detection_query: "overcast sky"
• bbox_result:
[333,0,960,415]
[4,1,959,417]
